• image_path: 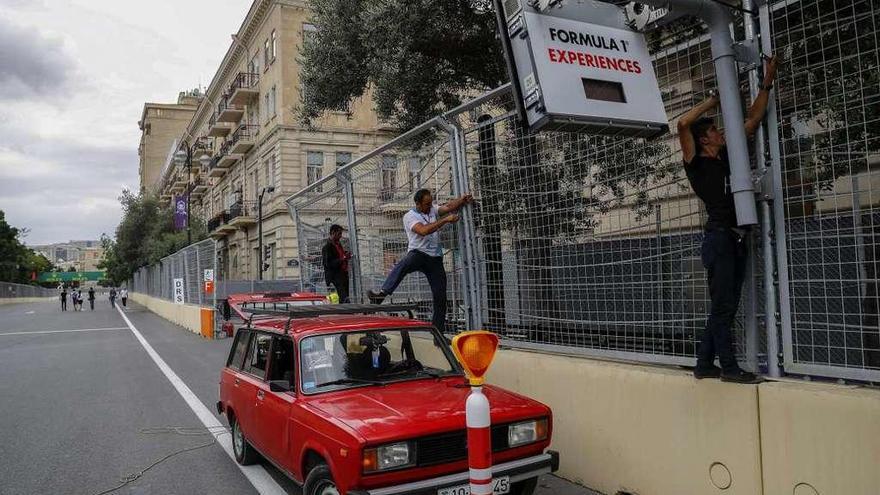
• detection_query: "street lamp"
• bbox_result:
[174,140,212,245]
[257,185,276,280]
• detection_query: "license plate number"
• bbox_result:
[438,477,510,495]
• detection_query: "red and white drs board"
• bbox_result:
[502,0,668,137]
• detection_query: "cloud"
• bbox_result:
[0,16,75,100]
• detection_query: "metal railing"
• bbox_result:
[285,5,880,382]
[229,72,259,93]
[0,282,56,299]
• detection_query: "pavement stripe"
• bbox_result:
[0,327,128,336]
[115,305,287,495]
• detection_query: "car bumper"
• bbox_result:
[349,451,559,495]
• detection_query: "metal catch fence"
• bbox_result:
[0,282,56,299]
[130,239,218,306]
[286,2,879,382]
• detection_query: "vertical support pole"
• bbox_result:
[183,247,190,304]
[742,0,766,373]
[293,206,306,293]
[196,244,203,306]
[342,170,364,303]
[213,239,218,338]
[466,386,493,495]
[759,2,786,377]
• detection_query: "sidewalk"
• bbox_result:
[536,475,603,495]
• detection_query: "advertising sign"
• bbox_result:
[500,0,668,137]
[203,269,214,282]
[173,278,185,305]
[173,195,188,231]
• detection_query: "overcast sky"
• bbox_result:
[0,0,252,245]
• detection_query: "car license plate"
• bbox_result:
[437,477,510,495]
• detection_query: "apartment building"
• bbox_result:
[156,0,391,281]
[138,91,203,193]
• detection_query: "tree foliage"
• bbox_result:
[298,0,505,130]
[99,191,207,285]
[0,210,53,284]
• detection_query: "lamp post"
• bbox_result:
[257,185,276,280]
[173,140,212,245]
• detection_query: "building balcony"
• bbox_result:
[229,124,257,155]
[208,156,227,178]
[227,201,256,228]
[191,177,208,196]
[208,113,234,137]
[228,72,259,106]
[216,97,244,123]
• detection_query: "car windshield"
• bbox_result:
[299,328,460,394]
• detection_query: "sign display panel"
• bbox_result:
[501,0,668,137]
[173,278,185,305]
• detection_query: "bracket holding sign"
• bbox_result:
[497,0,669,138]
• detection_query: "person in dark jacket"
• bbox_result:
[322,224,352,303]
[60,288,68,311]
[87,287,96,311]
[109,288,117,308]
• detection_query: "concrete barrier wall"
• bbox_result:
[0,297,55,305]
[130,292,202,334]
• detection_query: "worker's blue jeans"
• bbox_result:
[381,250,447,333]
[697,229,747,373]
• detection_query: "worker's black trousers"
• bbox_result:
[697,228,747,374]
[381,250,447,334]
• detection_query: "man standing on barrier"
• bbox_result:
[368,189,472,333]
[322,224,352,303]
[678,55,778,384]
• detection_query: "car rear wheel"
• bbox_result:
[511,477,538,495]
[231,417,259,465]
[304,464,339,495]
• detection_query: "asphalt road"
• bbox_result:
[0,298,599,495]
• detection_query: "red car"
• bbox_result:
[217,297,558,495]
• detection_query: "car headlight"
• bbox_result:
[363,442,414,473]
[508,418,549,448]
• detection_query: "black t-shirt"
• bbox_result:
[685,147,737,229]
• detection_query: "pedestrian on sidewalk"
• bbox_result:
[677,55,778,384]
[322,224,352,303]
[71,290,80,311]
[87,287,95,311]
[367,189,472,334]
[60,287,68,312]
[109,287,117,308]
[120,288,128,307]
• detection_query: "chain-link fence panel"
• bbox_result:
[130,239,217,306]
[0,282,56,299]
[768,0,880,381]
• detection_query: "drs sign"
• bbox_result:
[500,0,668,137]
[173,278,185,305]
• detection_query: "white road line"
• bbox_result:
[115,305,287,495]
[0,327,128,336]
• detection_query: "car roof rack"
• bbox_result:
[243,303,421,334]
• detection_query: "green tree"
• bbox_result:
[99,190,207,285]
[0,210,54,284]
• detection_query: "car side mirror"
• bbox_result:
[269,380,292,393]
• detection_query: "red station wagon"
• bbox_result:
[217,295,558,495]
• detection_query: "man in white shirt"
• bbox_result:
[368,188,473,333]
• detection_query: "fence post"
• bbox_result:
[293,206,306,293]
[340,169,364,303]
[758,2,785,377]
[195,243,203,306]
[439,118,484,331]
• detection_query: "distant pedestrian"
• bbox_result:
[109,288,117,308]
[367,189,472,333]
[88,287,96,311]
[322,224,352,303]
[71,290,80,311]
[120,288,128,307]
[60,288,68,312]
[77,290,84,311]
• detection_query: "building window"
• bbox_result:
[264,93,270,123]
[307,151,323,191]
[270,86,277,117]
[248,51,259,75]
[336,152,352,169]
[263,38,270,69]
[303,23,317,44]
[380,154,397,201]
[264,155,276,189]
[408,156,422,192]
[271,30,277,61]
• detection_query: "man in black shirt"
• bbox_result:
[322,224,352,303]
[678,56,778,384]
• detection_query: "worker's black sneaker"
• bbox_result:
[693,365,722,379]
[367,290,386,304]
[720,369,764,384]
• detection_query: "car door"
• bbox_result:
[238,331,272,447]
[252,335,296,469]
[222,329,252,416]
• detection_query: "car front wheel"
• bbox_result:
[231,417,259,465]
[304,464,339,495]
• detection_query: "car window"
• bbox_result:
[300,328,460,394]
[227,330,251,370]
[267,337,295,387]
[245,332,272,378]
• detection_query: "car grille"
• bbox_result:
[415,425,510,467]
